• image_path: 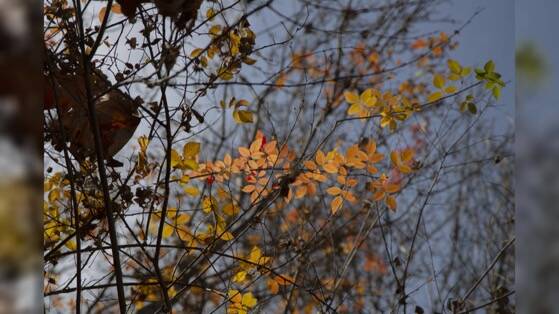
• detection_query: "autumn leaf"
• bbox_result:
[183,142,201,159]
[138,135,149,153]
[233,110,254,123]
[274,275,294,286]
[248,246,270,265]
[202,196,218,213]
[223,203,240,216]
[326,186,342,196]
[267,278,279,294]
[331,196,343,214]
[171,149,181,168]
[184,186,200,196]
[427,91,443,103]
[241,292,257,308]
[233,271,247,283]
[433,74,445,89]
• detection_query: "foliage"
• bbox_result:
[43,0,514,313]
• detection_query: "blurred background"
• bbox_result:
[0,0,42,312]
[515,0,559,313]
[0,0,556,312]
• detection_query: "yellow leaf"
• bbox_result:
[361,89,377,107]
[427,91,443,103]
[242,292,257,308]
[180,175,190,184]
[233,271,247,283]
[171,149,181,168]
[223,203,240,216]
[202,196,217,213]
[433,74,445,89]
[184,186,200,196]
[206,8,215,19]
[65,240,77,251]
[183,142,201,159]
[233,110,254,123]
[449,73,461,81]
[191,48,204,58]
[228,289,242,303]
[138,136,149,152]
[162,224,174,239]
[209,24,221,35]
[447,59,461,74]
[249,247,270,265]
[220,231,234,241]
[175,213,191,224]
[347,103,361,115]
[182,159,199,170]
[48,189,60,203]
[167,207,178,219]
[220,70,234,81]
[445,85,457,94]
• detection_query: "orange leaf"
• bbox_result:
[274,275,294,285]
[331,196,343,214]
[373,191,385,201]
[238,147,251,157]
[242,185,256,193]
[386,195,397,211]
[111,3,122,14]
[326,186,342,196]
[267,278,279,294]
[322,163,338,174]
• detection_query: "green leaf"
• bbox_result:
[484,60,495,73]
[492,86,501,100]
[468,102,477,114]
